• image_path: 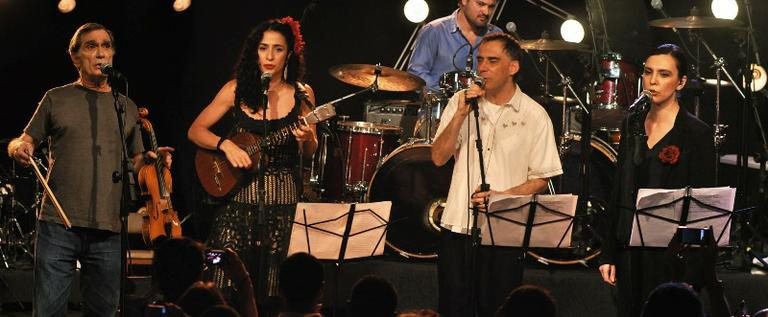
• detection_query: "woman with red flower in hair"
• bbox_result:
[597,44,715,317]
[188,17,317,305]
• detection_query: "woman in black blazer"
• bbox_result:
[597,44,716,317]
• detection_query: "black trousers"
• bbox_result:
[438,230,524,317]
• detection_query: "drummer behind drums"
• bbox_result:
[407,0,502,93]
[430,33,563,317]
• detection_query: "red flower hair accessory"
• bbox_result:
[279,16,305,55]
[659,144,681,165]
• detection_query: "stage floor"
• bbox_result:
[1,259,767,316]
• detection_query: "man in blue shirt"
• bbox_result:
[407,0,503,92]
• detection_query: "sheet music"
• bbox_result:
[287,201,391,260]
[630,187,735,247]
[345,201,391,259]
[480,194,578,247]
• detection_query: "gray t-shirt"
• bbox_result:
[24,83,144,232]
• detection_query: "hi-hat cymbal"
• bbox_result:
[329,64,425,92]
[519,38,590,51]
[648,16,744,29]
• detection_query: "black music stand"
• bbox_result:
[478,194,578,282]
[287,201,392,311]
[630,187,736,248]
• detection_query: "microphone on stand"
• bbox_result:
[629,90,652,165]
[628,90,653,113]
[260,72,272,109]
[261,72,272,93]
[650,0,678,32]
[505,21,524,42]
[101,64,124,82]
[467,76,485,111]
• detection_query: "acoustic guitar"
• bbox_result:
[194,103,336,197]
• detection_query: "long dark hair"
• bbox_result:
[234,17,306,112]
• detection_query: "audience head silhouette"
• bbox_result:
[177,281,227,317]
[641,282,704,317]
[495,284,556,317]
[347,275,398,317]
[279,252,325,313]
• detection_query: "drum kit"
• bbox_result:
[0,159,37,270]
[305,12,749,264]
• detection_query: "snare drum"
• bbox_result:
[323,121,400,201]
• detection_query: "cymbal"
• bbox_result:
[329,64,425,92]
[519,38,589,51]
[538,94,577,104]
[648,16,744,29]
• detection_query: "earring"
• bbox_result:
[283,65,288,80]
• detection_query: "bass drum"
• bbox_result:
[367,142,454,259]
[529,135,617,265]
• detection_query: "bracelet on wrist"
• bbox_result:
[216,137,227,151]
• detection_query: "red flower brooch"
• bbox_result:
[659,144,680,165]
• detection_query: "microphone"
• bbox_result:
[628,90,653,112]
[100,64,124,82]
[467,76,485,110]
[261,72,272,93]
[505,21,523,41]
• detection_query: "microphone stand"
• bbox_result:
[257,82,269,293]
[468,98,488,317]
[109,75,138,316]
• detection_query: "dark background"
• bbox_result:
[1,0,766,239]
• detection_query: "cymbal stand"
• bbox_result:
[692,32,749,186]
[540,52,589,154]
[329,66,382,201]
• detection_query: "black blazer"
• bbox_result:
[600,106,716,264]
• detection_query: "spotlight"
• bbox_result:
[404,0,429,23]
[173,0,191,12]
[560,17,584,43]
[711,0,738,20]
[58,0,76,13]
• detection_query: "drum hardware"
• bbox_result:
[0,179,35,269]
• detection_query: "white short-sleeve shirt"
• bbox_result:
[434,85,563,234]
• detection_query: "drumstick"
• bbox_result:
[30,157,72,229]
[39,153,55,220]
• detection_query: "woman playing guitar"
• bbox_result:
[187,17,317,305]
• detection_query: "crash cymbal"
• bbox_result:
[519,38,590,51]
[648,16,744,29]
[329,64,425,92]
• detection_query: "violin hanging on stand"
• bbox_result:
[137,107,182,246]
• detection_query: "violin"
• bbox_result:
[137,107,182,246]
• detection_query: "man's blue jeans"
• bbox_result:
[34,221,121,316]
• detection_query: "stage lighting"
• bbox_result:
[404,0,429,23]
[58,0,76,13]
[711,0,738,20]
[560,17,584,43]
[173,0,191,12]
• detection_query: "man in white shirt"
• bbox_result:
[431,33,563,316]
